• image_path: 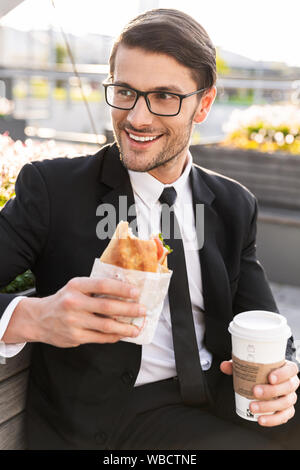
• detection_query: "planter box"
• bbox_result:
[191,144,300,286]
[0,344,32,449]
[0,117,26,141]
[191,145,300,211]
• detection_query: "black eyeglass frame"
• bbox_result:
[102,82,207,117]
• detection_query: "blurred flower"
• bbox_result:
[0,134,83,207]
[222,105,300,154]
[274,132,284,143]
[0,97,14,117]
[285,134,294,144]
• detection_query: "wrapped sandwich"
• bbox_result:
[100,221,172,273]
[90,221,173,344]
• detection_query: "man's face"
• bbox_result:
[110,45,212,181]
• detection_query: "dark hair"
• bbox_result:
[109,8,217,90]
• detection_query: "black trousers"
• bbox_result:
[109,362,300,450]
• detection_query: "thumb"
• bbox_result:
[220,360,233,375]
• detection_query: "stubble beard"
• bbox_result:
[113,115,194,173]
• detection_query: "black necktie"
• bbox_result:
[159,186,209,406]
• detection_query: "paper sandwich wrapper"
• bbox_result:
[90,221,173,344]
[90,259,172,344]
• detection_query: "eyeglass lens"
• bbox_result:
[106,85,181,115]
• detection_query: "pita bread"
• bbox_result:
[100,221,168,273]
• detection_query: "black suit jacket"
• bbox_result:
[0,143,293,449]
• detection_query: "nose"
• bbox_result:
[127,95,153,128]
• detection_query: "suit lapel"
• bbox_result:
[190,165,232,325]
[98,143,138,237]
[95,144,142,361]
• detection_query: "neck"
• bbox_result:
[148,152,189,184]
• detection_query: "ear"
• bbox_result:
[193,86,217,124]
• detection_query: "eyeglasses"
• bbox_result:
[102,83,207,117]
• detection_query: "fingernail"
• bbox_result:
[270,374,277,383]
[255,386,263,397]
[259,417,266,425]
[251,403,259,412]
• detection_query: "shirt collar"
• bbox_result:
[128,152,192,207]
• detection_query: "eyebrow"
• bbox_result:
[113,81,184,94]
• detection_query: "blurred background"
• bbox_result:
[0,0,299,336]
[1,0,300,143]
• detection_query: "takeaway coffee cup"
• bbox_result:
[228,310,292,421]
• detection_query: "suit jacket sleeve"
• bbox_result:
[0,163,49,316]
[233,197,297,364]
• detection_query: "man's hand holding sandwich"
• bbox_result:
[2,222,171,348]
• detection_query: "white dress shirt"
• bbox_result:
[0,152,213,384]
[0,296,26,357]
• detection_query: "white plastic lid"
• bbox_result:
[228,310,291,342]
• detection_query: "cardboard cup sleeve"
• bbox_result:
[90,259,172,345]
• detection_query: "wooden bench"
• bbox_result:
[0,344,31,449]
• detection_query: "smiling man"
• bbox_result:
[107,45,214,182]
[0,9,299,450]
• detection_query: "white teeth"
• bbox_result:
[129,133,159,142]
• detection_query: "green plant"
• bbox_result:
[0,270,35,294]
[216,48,230,76]
[55,43,68,89]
